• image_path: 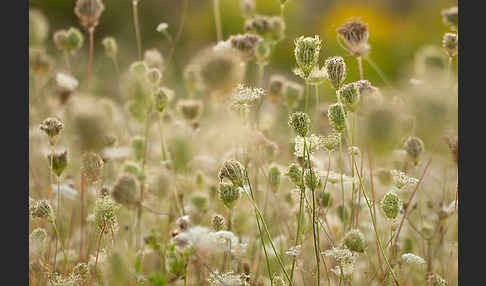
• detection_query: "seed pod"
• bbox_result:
[74,0,105,29]
[228,33,263,60]
[218,159,246,188]
[72,262,89,283]
[176,99,204,122]
[102,37,118,59]
[63,27,84,53]
[294,35,321,79]
[211,214,225,231]
[338,83,360,112]
[48,149,68,177]
[403,136,424,165]
[324,56,346,90]
[288,112,310,137]
[321,133,341,153]
[82,152,104,182]
[342,229,365,253]
[111,174,139,206]
[328,103,347,133]
[218,182,241,209]
[285,163,302,187]
[381,191,402,219]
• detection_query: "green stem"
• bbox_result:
[213,0,223,42]
[86,27,94,90]
[54,175,69,271]
[339,135,346,234]
[364,56,392,87]
[305,142,320,286]
[305,81,309,115]
[132,0,143,60]
[357,56,364,80]
[158,113,168,162]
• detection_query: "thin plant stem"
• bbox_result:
[166,0,188,66]
[363,56,392,88]
[93,220,107,275]
[87,27,95,90]
[213,0,223,42]
[357,56,364,80]
[54,175,69,271]
[305,81,309,115]
[305,141,320,286]
[79,173,86,261]
[132,0,143,60]
[64,51,71,73]
[338,135,346,234]
[158,113,168,161]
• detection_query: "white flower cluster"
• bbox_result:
[323,247,358,278]
[231,83,265,113]
[401,253,426,266]
[286,244,302,257]
[56,72,79,91]
[391,169,419,189]
[294,134,321,157]
[208,270,249,286]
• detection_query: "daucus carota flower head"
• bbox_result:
[285,163,302,186]
[53,28,84,54]
[381,191,402,219]
[231,83,265,114]
[218,159,246,187]
[111,174,139,206]
[228,33,263,60]
[390,169,418,189]
[304,168,321,190]
[208,270,249,286]
[342,229,365,253]
[153,87,173,113]
[48,149,68,177]
[354,79,378,97]
[102,37,118,59]
[401,253,426,266]
[294,35,322,79]
[338,82,360,112]
[56,73,79,91]
[74,0,105,29]
[403,136,424,165]
[328,103,347,132]
[244,15,285,42]
[82,152,104,182]
[288,112,310,137]
[441,6,458,29]
[93,195,120,232]
[324,56,346,89]
[212,214,226,231]
[40,117,64,145]
[337,18,370,57]
[30,200,55,222]
[71,262,89,283]
[218,182,242,209]
[442,32,458,57]
[324,247,357,265]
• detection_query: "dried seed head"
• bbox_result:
[228,33,263,60]
[381,191,402,219]
[82,152,104,182]
[427,273,447,286]
[354,80,378,97]
[30,228,47,245]
[29,9,49,46]
[40,117,64,145]
[338,83,360,112]
[288,112,310,137]
[144,48,164,68]
[268,164,282,192]
[177,99,204,121]
[245,15,285,41]
[218,182,241,209]
[294,35,322,79]
[219,159,246,187]
[111,174,139,206]
[283,81,304,109]
[441,6,458,29]
[62,27,84,53]
[337,18,370,57]
[74,0,105,29]
[93,195,120,232]
[211,214,226,231]
[153,87,173,113]
[403,136,424,165]
[102,37,118,59]
[304,168,321,190]
[442,33,458,57]
[328,103,347,133]
[30,200,55,222]
[343,229,365,253]
[48,149,68,177]
[324,56,346,90]
[285,163,303,187]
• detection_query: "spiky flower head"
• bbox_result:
[153,87,172,113]
[337,18,370,57]
[294,35,322,79]
[338,82,360,112]
[40,117,64,145]
[177,99,204,122]
[442,33,458,57]
[218,182,241,209]
[324,56,346,90]
[111,174,139,206]
[102,37,117,59]
[268,164,282,192]
[288,112,310,137]
[328,103,347,133]
[285,163,302,187]
[93,195,120,232]
[48,149,68,177]
[381,191,402,219]
[283,81,304,109]
[144,48,164,69]
[342,229,365,253]
[218,159,246,188]
[228,33,263,60]
[74,0,105,29]
[321,133,341,152]
[441,6,458,29]
[304,168,321,190]
[82,152,104,182]
[403,136,424,165]
[212,214,226,231]
[30,200,55,222]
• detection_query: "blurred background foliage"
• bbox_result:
[30,0,457,98]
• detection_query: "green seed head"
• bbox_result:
[74,0,105,29]
[153,87,173,113]
[93,195,120,232]
[218,159,246,188]
[63,27,84,53]
[285,163,303,187]
[342,229,365,253]
[268,164,282,192]
[338,83,360,112]
[321,133,341,153]
[381,191,402,219]
[304,168,321,190]
[324,56,346,90]
[218,182,241,209]
[30,200,55,222]
[288,112,310,137]
[146,68,162,87]
[48,149,68,177]
[102,37,118,59]
[328,103,347,133]
[294,35,322,79]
